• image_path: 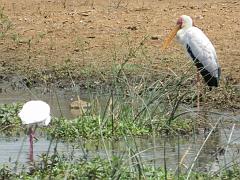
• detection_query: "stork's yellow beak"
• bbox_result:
[161,25,181,50]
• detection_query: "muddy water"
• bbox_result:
[1,128,240,173]
[0,86,101,118]
[1,86,240,173]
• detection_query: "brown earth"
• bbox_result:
[0,0,240,87]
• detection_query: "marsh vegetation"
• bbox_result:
[0,72,240,179]
[1,0,240,179]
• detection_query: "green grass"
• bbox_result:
[47,116,194,141]
[0,100,195,140]
[1,153,240,179]
[0,7,12,39]
[0,153,203,179]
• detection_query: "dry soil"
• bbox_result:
[0,0,239,86]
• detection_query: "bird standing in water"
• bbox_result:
[18,100,51,162]
[162,15,221,108]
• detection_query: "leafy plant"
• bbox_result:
[0,103,22,135]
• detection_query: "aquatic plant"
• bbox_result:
[0,91,196,139]
[0,103,22,135]
[0,153,189,179]
[2,152,240,179]
[47,107,194,141]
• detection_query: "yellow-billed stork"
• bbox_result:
[162,15,221,89]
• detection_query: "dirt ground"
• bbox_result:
[0,0,240,86]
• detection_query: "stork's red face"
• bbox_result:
[177,17,183,27]
[177,15,194,28]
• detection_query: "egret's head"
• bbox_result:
[177,15,193,29]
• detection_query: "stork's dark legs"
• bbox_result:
[29,127,34,162]
[196,71,200,111]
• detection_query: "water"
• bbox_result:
[1,128,240,173]
[0,86,102,118]
[1,85,240,173]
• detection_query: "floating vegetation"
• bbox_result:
[0,101,194,140]
[0,103,22,136]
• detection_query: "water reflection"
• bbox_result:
[0,87,100,118]
[1,86,240,174]
[1,127,240,173]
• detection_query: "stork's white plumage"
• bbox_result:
[19,100,51,126]
[162,15,221,88]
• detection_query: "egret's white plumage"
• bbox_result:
[162,15,221,88]
[18,100,51,162]
[18,100,51,126]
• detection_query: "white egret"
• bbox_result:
[18,100,51,161]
